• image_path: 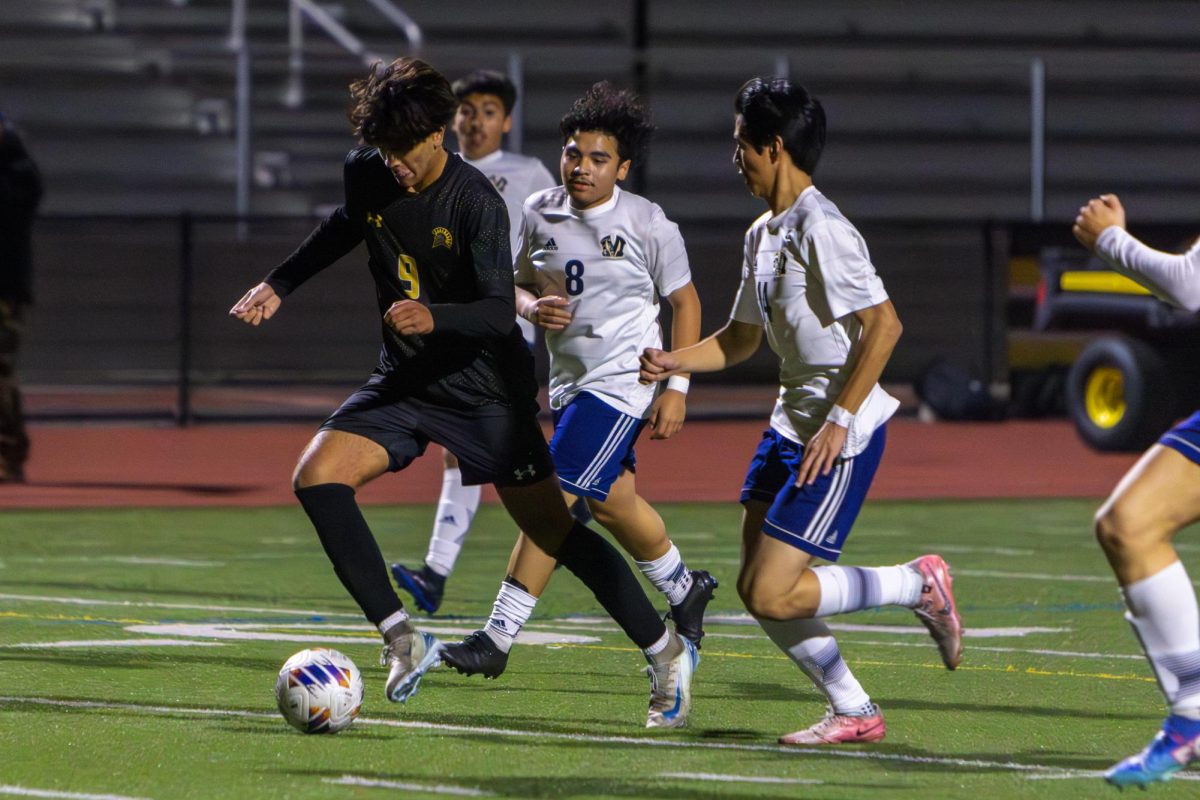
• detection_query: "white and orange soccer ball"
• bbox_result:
[274,648,364,734]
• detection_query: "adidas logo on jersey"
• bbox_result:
[600,234,626,258]
[543,238,558,251]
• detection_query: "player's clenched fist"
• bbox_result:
[1073,193,1126,252]
[230,282,282,327]
[639,347,680,385]
[521,295,573,331]
[385,299,434,336]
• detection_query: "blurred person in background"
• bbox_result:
[0,111,43,483]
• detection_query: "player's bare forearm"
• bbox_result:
[641,320,760,383]
[666,283,702,376]
[835,299,902,414]
[514,285,540,322]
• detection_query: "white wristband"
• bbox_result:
[826,404,855,428]
[666,375,690,395]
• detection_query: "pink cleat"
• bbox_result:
[779,705,886,745]
[908,554,963,670]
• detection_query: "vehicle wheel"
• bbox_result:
[1066,336,1178,452]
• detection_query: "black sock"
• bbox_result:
[295,483,403,625]
[554,521,667,649]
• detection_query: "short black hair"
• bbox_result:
[452,70,517,115]
[559,81,654,167]
[348,57,458,154]
[735,77,826,175]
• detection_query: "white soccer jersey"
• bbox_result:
[461,150,557,254]
[731,185,900,456]
[516,185,693,418]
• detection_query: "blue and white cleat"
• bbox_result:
[1104,714,1200,788]
[381,630,443,704]
[644,636,699,729]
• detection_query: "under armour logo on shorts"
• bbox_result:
[513,464,537,480]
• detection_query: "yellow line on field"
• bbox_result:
[551,643,1157,684]
[0,610,153,625]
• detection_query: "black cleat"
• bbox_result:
[390,562,447,614]
[666,569,718,649]
[441,630,509,679]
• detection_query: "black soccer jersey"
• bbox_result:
[266,147,530,408]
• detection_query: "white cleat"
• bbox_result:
[645,636,699,729]
[381,629,443,704]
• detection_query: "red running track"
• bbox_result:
[0,418,1137,509]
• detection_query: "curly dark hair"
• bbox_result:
[734,77,826,175]
[558,81,654,166]
[452,69,517,115]
[348,57,458,154]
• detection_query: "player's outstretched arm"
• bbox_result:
[1074,193,1200,313]
[640,319,762,384]
[229,282,282,327]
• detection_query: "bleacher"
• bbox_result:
[3,0,1198,410]
[4,0,1197,221]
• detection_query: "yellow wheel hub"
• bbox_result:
[1085,366,1126,429]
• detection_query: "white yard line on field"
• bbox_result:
[0,696,1140,777]
[323,776,493,796]
[0,786,152,800]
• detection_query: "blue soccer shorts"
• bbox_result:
[1160,410,1200,466]
[739,425,887,562]
[550,391,648,501]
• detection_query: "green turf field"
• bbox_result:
[2,500,1197,798]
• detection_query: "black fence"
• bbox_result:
[30,212,1166,424]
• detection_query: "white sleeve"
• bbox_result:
[1095,226,1200,313]
[646,207,692,297]
[730,235,762,324]
[794,220,889,320]
[513,205,535,283]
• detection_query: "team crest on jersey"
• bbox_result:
[432,227,453,249]
[367,213,383,228]
[490,175,508,192]
[773,251,787,276]
[600,235,626,259]
[543,238,558,251]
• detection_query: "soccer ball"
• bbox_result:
[274,647,364,734]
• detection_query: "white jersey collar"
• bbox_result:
[766,184,817,235]
[569,184,621,218]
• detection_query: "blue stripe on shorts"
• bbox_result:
[739,425,887,562]
[550,391,647,501]
[1160,410,1200,466]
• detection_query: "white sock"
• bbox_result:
[425,468,481,577]
[377,609,411,640]
[758,616,873,715]
[483,580,538,654]
[1122,560,1200,718]
[635,543,694,606]
[642,629,672,659]
[812,564,924,617]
